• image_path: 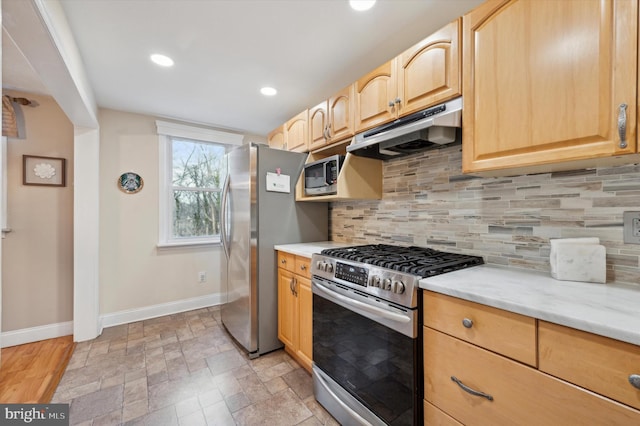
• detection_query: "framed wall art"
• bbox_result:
[23,155,66,187]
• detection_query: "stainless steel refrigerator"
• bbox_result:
[220,143,327,357]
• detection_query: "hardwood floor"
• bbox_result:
[0,335,75,403]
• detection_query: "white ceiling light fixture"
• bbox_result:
[350,0,376,12]
[260,87,277,96]
[150,53,174,67]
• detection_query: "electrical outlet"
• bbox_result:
[198,271,207,283]
[623,211,640,244]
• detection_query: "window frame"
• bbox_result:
[156,120,243,248]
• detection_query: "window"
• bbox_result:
[171,138,226,240]
[157,120,243,247]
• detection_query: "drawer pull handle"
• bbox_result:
[300,265,307,270]
[281,259,286,264]
[618,103,628,149]
[630,374,640,390]
[462,318,473,328]
[451,376,494,401]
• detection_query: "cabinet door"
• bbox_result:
[397,19,461,117]
[296,276,313,371]
[308,101,328,151]
[285,110,309,153]
[328,84,355,143]
[277,269,296,348]
[424,327,640,425]
[462,0,638,174]
[355,59,398,133]
[268,125,285,150]
[539,321,640,411]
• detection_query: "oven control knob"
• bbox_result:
[370,276,381,288]
[392,280,406,294]
[382,278,392,291]
[316,261,323,270]
[326,262,334,273]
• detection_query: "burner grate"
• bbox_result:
[321,244,483,277]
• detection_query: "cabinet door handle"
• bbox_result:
[462,318,473,328]
[293,277,298,297]
[629,374,640,390]
[618,103,628,149]
[394,97,401,104]
[388,100,395,107]
[451,376,494,401]
[289,277,295,295]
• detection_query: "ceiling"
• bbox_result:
[2,0,483,136]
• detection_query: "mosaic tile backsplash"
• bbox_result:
[329,144,640,285]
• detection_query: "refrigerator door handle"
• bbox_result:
[220,174,231,259]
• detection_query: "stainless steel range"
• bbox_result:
[311,244,483,426]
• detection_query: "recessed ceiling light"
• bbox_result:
[150,54,174,67]
[350,0,376,11]
[260,87,277,96]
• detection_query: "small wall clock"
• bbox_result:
[118,172,144,194]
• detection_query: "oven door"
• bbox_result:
[312,277,421,426]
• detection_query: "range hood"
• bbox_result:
[347,96,462,160]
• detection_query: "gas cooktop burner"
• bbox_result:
[320,244,483,277]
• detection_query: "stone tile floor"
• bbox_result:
[52,307,339,425]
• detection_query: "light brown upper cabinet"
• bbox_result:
[284,110,309,153]
[268,125,285,150]
[397,19,461,117]
[309,84,355,151]
[462,0,639,176]
[355,19,461,133]
[354,59,398,133]
[308,102,328,151]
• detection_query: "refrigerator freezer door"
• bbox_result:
[221,144,258,354]
[221,143,328,357]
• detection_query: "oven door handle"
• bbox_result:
[314,366,375,426]
[313,280,411,324]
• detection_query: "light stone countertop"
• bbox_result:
[274,241,351,258]
[419,264,640,346]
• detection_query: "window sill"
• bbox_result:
[157,240,221,250]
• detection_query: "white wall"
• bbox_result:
[98,108,224,321]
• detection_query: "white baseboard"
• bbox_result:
[1,293,224,347]
[1,321,74,348]
[100,293,224,329]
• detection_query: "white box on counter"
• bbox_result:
[549,238,606,284]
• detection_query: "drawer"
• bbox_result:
[423,291,537,366]
[277,251,295,273]
[423,327,640,425]
[294,256,311,279]
[424,400,462,425]
[539,320,640,411]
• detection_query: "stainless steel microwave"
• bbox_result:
[303,155,345,196]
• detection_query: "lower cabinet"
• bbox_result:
[277,251,313,372]
[423,291,640,425]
